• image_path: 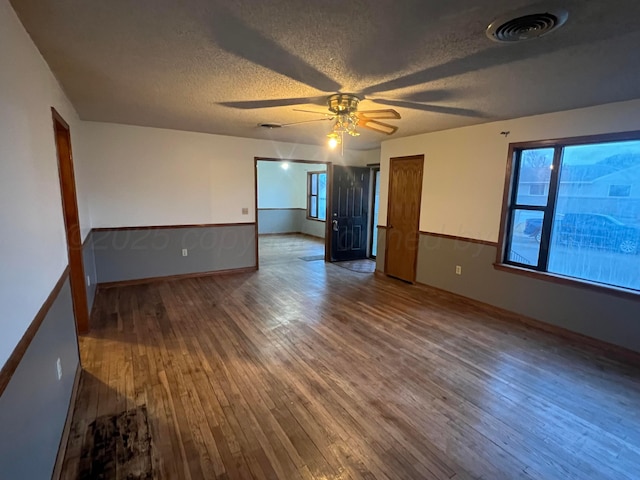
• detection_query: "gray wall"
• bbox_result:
[300,216,326,239]
[258,209,325,238]
[0,279,79,479]
[92,224,257,283]
[258,209,301,234]
[376,229,640,353]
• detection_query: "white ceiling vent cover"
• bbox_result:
[486,8,569,42]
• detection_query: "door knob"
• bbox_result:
[332,219,339,232]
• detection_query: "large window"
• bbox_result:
[501,132,640,292]
[307,171,327,221]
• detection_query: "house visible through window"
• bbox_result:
[609,184,632,197]
[501,133,640,292]
[529,183,546,195]
[308,171,327,221]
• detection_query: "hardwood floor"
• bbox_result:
[61,236,640,479]
[258,234,325,266]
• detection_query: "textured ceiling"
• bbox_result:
[10,0,640,149]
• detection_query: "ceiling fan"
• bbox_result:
[258,93,401,150]
[211,5,488,150]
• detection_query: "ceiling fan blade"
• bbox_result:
[293,108,333,116]
[357,119,398,135]
[373,99,486,118]
[281,118,333,127]
[209,5,340,92]
[221,96,326,110]
[356,109,401,120]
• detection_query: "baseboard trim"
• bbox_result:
[257,208,306,211]
[98,266,258,289]
[414,280,640,366]
[0,266,70,396]
[92,222,256,232]
[259,232,300,236]
[419,231,498,248]
[259,232,325,240]
[51,363,82,480]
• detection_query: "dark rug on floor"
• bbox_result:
[332,259,377,273]
[299,254,325,261]
[78,405,153,480]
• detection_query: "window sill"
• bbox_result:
[493,262,640,301]
[306,217,326,223]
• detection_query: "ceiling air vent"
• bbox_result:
[486,8,568,42]
[258,122,282,129]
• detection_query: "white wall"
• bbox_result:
[82,121,363,227]
[257,162,326,209]
[379,99,640,243]
[0,0,87,368]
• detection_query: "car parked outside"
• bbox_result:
[523,218,543,242]
[555,213,640,254]
[523,213,640,254]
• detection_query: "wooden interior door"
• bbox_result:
[384,155,424,282]
[330,166,370,261]
[53,108,90,333]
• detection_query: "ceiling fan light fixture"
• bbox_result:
[327,132,340,149]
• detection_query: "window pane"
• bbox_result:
[609,184,631,197]
[310,196,317,217]
[318,198,326,220]
[318,173,326,194]
[507,209,543,266]
[311,174,318,195]
[516,148,554,206]
[317,173,327,220]
[548,140,640,291]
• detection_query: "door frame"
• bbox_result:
[368,165,381,259]
[384,155,424,283]
[330,165,372,262]
[52,108,90,334]
[254,157,333,266]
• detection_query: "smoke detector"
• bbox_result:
[486,7,568,43]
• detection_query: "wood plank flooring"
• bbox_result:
[61,235,640,479]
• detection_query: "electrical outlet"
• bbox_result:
[87,275,91,287]
[242,207,249,215]
[455,265,462,275]
[56,358,62,380]
[182,248,188,257]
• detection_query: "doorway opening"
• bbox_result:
[254,158,331,267]
[254,158,377,273]
[52,108,89,334]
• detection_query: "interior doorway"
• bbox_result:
[52,108,89,333]
[384,155,424,283]
[254,158,331,267]
[254,158,377,270]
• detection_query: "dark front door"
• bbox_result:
[331,166,370,261]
